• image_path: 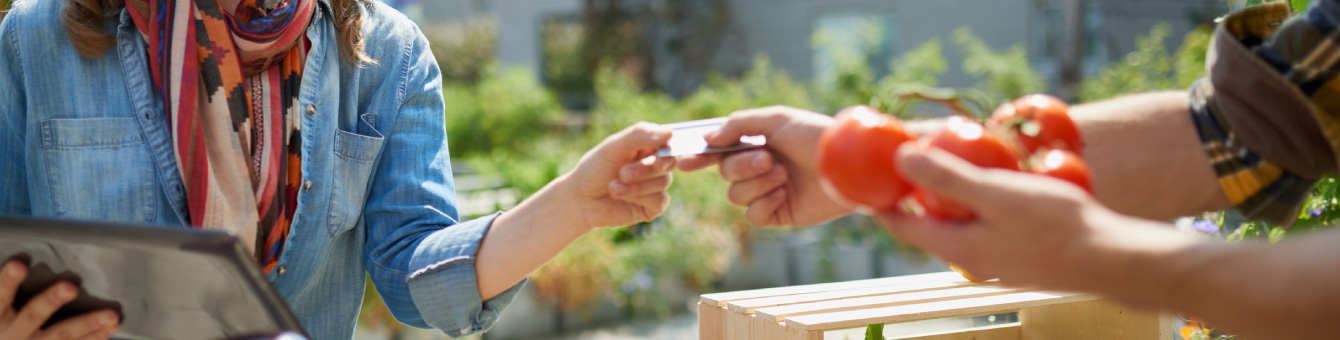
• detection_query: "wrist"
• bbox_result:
[508,174,595,237]
[545,174,599,233]
[1072,211,1205,308]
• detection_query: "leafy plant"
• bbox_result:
[865,323,885,340]
[953,27,1046,106]
[1078,24,1212,103]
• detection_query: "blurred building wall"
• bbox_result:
[415,0,1224,94]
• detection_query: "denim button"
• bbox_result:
[306,104,316,115]
[304,181,313,191]
[277,265,287,275]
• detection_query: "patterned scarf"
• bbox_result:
[125,0,312,273]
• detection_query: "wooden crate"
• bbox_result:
[698,271,1171,340]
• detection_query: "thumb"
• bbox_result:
[895,143,1015,215]
[702,107,793,146]
[597,122,674,159]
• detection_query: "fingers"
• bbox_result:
[894,144,1016,215]
[745,188,790,226]
[72,325,118,340]
[675,153,722,172]
[598,122,673,161]
[611,175,672,198]
[34,310,119,340]
[618,155,675,184]
[6,282,78,339]
[702,106,797,146]
[718,149,774,182]
[0,260,26,316]
[625,193,671,219]
[872,213,976,264]
[728,166,787,206]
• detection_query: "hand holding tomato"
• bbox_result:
[910,116,1021,220]
[872,144,1155,290]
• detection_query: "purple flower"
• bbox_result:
[1311,207,1324,218]
[1191,220,1218,234]
[635,271,654,290]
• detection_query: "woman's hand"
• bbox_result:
[0,260,119,340]
[561,122,677,230]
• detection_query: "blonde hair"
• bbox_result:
[61,0,374,64]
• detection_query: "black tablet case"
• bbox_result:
[0,217,305,339]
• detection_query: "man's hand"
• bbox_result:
[874,144,1199,292]
[677,106,852,226]
[0,260,120,340]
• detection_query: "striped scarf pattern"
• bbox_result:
[125,0,312,273]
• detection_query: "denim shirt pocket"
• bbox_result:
[328,113,385,236]
[39,117,156,224]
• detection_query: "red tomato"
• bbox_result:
[817,106,915,212]
[1031,149,1093,193]
[988,94,1084,155]
[912,116,1021,220]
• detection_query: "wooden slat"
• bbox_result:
[784,291,1098,331]
[700,271,962,306]
[755,285,1026,323]
[727,279,989,314]
[1018,299,1171,340]
[698,302,725,340]
[891,323,1021,340]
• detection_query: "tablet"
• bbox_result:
[0,217,306,339]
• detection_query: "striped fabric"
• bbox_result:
[125,0,312,273]
[1189,80,1315,226]
[1190,0,1340,227]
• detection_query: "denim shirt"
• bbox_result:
[0,0,525,339]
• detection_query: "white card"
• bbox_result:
[656,117,766,157]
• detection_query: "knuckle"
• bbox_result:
[21,307,47,325]
[727,192,748,206]
[630,121,655,133]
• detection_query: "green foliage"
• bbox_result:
[442,64,565,159]
[870,39,949,115]
[865,323,885,340]
[683,55,816,119]
[1292,0,1312,11]
[541,19,592,96]
[423,19,498,85]
[811,18,883,113]
[1078,24,1212,103]
[953,27,1046,106]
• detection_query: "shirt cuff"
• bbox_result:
[1206,5,1336,179]
[406,212,527,338]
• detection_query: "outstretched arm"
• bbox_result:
[876,144,1340,340]
[680,91,1231,226]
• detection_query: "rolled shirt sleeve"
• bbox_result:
[1190,0,1340,226]
[406,212,526,337]
[360,20,525,338]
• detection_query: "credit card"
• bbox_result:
[656,117,766,157]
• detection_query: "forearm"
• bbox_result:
[1161,229,1340,339]
[1072,91,1230,219]
[474,175,590,300]
[1079,216,1340,339]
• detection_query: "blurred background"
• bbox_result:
[354,0,1229,339]
[0,0,1238,339]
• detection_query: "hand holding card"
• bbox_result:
[656,117,766,157]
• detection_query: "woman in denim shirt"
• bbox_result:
[0,0,678,339]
